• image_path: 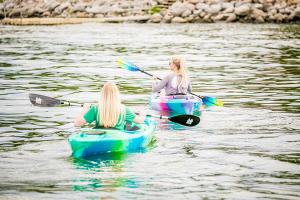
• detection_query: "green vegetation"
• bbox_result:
[149,6,161,15]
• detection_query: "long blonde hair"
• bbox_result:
[98,82,124,128]
[170,56,189,90]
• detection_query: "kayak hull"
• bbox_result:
[149,94,202,114]
[68,122,156,158]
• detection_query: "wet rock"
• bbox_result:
[150,13,162,23]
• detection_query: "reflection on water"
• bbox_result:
[0,23,299,199]
[71,152,138,192]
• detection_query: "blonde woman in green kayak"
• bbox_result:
[74,82,147,129]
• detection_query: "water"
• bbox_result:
[0,23,299,199]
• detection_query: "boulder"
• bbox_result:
[251,8,267,19]
[188,0,200,4]
[53,2,71,14]
[195,3,209,12]
[44,0,59,12]
[208,4,222,14]
[171,16,188,23]
[222,2,234,10]
[150,13,162,23]
[226,13,236,22]
[223,7,234,13]
[274,13,285,22]
[212,14,226,21]
[182,9,192,17]
[162,12,173,23]
[72,3,87,12]
[235,4,251,16]
[170,2,195,17]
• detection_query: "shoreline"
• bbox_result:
[0,16,151,25]
[2,17,300,26]
[1,0,300,25]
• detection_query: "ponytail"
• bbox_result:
[171,56,189,90]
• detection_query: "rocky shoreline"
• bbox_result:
[1,0,300,25]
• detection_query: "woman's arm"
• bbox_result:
[133,115,146,124]
[74,103,91,127]
[187,82,192,93]
[152,75,169,93]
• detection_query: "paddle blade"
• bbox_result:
[29,93,62,107]
[117,59,140,72]
[202,96,224,107]
[168,114,200,127]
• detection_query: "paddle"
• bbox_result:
[117,59,224,107]
[29,93,200,127]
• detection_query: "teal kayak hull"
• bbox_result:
[68,122,156,158]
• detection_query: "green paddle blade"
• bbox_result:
[168,114,200,126]
[202,96,224,107]
[117,59,140,72]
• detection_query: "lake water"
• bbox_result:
[0,23,299,199]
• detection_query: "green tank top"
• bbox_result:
[83,105,136,130]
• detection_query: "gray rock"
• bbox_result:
[182,9,192,17]
[86,5,110,14]
[208,4,222,14]
[222,2,234,10]
[223,7,234,13]
[44,0,59,12]
[253,3,263,10]
[150,13,162,23]
[235,4,251,16]
[212,13,226,21]
[289,6,300,19]
[274,13,285,22]
[27,7,45,17]
[251,8,267,19]
[188,0,200,4]
[171,16,187,23]
[53,2,71,14]
[255,16,265,23]
[195,3,209,12]
[169,2,194,17]
[72,3,87,12]
[162,12,173,23]
[226,13,236,22]
[203,14,212,22]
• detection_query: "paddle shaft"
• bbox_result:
[29,93,199,126]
